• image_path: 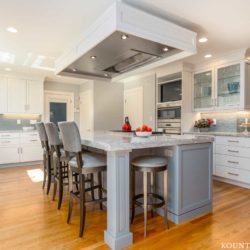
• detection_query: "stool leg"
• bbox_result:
[164,169,169,229]
[79,174,86,237]
[46,154,52,195]
[98,172,103,210]
[58,161,63,210]
[42,153,47,189]
[90,173,95,201]
[143,171,148,237]
[150,172,156,218]
[131,167,135,224]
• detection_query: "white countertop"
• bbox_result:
[185,131,250,138]
[0,130,37,133]
[81,131,214,151]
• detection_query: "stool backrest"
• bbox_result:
[44,122,61,146]
[35,122,49,150]
[58,121,81,153]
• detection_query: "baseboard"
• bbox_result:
[213,176,250,189]
[0,161,42,169]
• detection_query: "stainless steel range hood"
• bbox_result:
[55,2,197,82]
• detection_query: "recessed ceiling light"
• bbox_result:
[163,47,169,52]
[90,56,96,59]
[4,67,12,71]
[7,27,18,33]
[121,34,128,40]
[204,54,212,58]
[72,68,77,72]
[56,75,62,78]
[199,37,208,43]
[104,73,108,77]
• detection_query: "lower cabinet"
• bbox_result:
[214,136,250,186]
[20,144,43,162]
[0,146,20,164]
[0,132,43,165]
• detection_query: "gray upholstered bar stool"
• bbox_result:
[131,156,169,237]
[36,122,53,195]
[58,121,107,237]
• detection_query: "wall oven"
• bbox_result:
[157,104,181,134]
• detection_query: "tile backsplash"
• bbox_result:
[201,112,250,133]
[0,114,41,131]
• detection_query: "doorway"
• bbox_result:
[124,87,143,129]
[44,91,74,124]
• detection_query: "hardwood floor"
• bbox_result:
[0,165,249,250]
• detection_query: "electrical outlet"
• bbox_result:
[30,120,37,124]
[17,120,21,125]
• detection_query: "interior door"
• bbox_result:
[124,87,143,130]
[80,90,93,135]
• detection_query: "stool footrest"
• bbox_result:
[134,193,165,208]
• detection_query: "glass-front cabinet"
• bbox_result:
[193,61,248,111]
[216,63,241,108]
[193,70,213,110]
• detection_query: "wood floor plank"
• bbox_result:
[0,165,249,250]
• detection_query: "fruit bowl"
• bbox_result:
[135,131,152,137]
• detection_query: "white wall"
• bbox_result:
[123,74,156,129]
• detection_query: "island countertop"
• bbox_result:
[81,131,214,151]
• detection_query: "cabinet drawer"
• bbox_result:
[20,132,39,138]
[216,144,250,158]
[0,133,20,139]
[215,136,250,148]
[216,154,250,171]
[20,137,40,144]
[0,138,20,146]
[215,165,250,184]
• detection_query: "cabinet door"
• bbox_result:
[26,80,44,114]
[0,146,20,164]
[193,69,214,111]
[7,78,26,113]
[0,77,8,113]
[216,63,241,109]
[20,144,43,162]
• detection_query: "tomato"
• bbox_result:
[146,127,152,132]
[136,127,141,132]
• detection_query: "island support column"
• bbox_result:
[104,150,133,250]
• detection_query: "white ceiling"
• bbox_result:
[0,0,250,80]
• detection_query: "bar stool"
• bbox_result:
[58,121,107,237]
[36,122,53,195]
[131,155,169,237]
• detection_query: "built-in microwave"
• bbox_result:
[157,104,181,134]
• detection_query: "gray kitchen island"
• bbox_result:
[80,132,213,250]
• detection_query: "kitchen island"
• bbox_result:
[81,132,213,250]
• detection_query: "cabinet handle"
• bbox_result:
[228,140,239,143]
[227,160,239,164]
[1,141,11,143]
[30,139,37,142]
[1,135,11,137]
[228,150,239,153]
[227,172,239,176]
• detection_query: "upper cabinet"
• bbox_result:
[193,69,213,110]
[0,75,44,114]
[7,78,27,113]
[0,77,8,113]
[193,59,250,112]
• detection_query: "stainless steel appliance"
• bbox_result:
[157,104,181,134]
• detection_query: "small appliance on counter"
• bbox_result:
[122,116,132,132]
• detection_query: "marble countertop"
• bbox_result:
[184,131,250,138]
[81,131,214,151]
[0,130,37,133]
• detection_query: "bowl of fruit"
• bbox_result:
[135,125,152,137]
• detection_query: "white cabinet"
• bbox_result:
[26,80,44,114]
[0,132,43,165]
[0,77,8,113]
[214,136,250,186]
[0,76,44,114]
[193,60,250,111]
[7,78,27,113]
